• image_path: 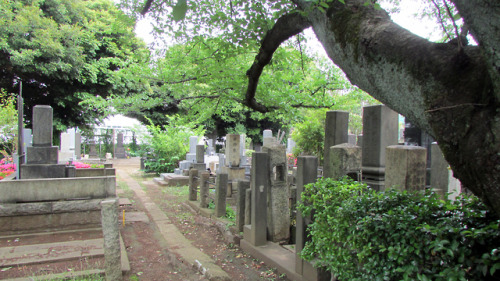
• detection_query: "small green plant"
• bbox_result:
[207,201,215,209]
[298,177,500,280]
[224,205,236,221]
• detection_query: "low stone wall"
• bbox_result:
[0,176,116,203]
[0,198,113,234]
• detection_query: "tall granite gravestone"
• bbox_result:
[115,132,126,158]
[361,105,399,191]
[323,111,349,178]
[262,143,290,243]
[243,152,269,246]
[385,145,427,191]
[21,105,67,179]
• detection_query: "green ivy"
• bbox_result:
[297,177,500,280]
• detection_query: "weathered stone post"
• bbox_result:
[295,156,330,280]
[236,180,250,232]
[244,188,251,225]
[385,145,427,191]
[215,173,228,217]
[199,172,210,208]
[263,143,290,242]
[243,152,269,246]
[100,199,121,281]
[295,156,317,275]
[188,168,199,201]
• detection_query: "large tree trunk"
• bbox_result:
[294,0,500,215]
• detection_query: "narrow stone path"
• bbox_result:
[115,162,231,281]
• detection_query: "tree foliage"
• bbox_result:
[0,0,150,131]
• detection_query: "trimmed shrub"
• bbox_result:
[297,177,500,281]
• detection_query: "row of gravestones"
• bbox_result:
[184,104,461,281]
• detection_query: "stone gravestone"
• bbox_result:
[262,142,290,243]
[178,136,199,170]
[192,144,206,171]
[89,140,98,158]
[385,145,427,191]
[243,152,269,246]
[59,132,74,162]
[75,132,81,160]
[361,105,399,191]
[286,138,296,154]
[115,132,126,159]
[22,105,66,179]
[263,129,276,147]
[323,111,349,179]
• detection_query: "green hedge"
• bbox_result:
[297,177,500,281]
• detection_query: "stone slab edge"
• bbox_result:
[240,239,304,281]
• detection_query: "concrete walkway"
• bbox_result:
[115,162,231,281]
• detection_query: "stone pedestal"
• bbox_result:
[385,145,427,192]
[361,105,399,190]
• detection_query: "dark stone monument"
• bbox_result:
[323,111,349,178]
[115,132,126,159]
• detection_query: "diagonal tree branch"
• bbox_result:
[244,12,311,113]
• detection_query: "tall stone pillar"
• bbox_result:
[323,111,349,178]
[215,173,228,217]
[361,105,399,190]
[101,199,122,281]
[243,152,269,246]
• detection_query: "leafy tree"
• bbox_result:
[0,0,150,131]
[126,0,500,217]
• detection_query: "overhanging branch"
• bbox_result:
[244,12,311,113]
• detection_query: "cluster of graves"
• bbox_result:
[0,105,126,279]
[173,105,462,281]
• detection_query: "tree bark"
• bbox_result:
[293,0,500,216]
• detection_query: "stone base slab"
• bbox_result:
[26,146,59,164]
